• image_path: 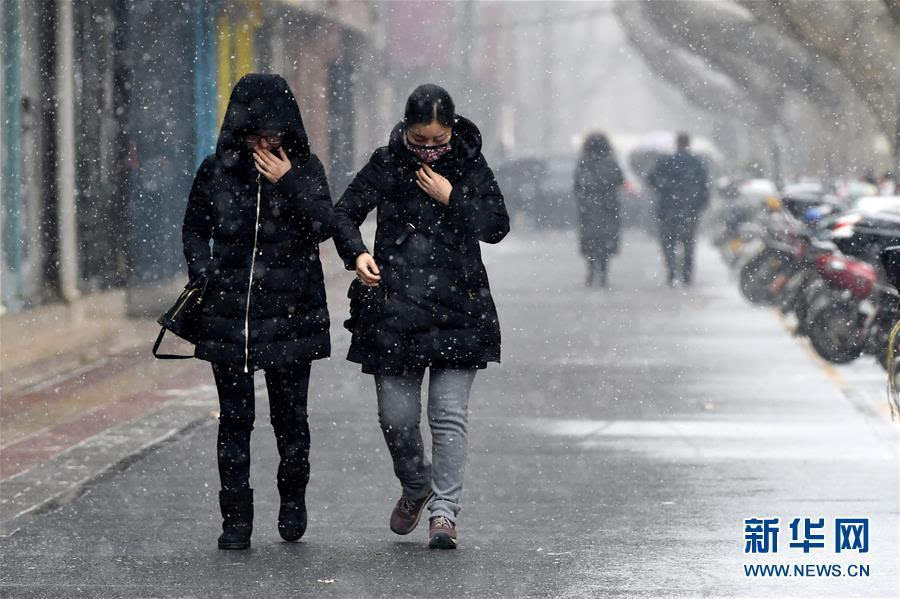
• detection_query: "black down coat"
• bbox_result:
[333,116,509,375]
[647,150,710,229]
[182,74,334,372]
[573,155,624,261]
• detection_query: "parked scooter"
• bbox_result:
[804,252,877,363]
[804,205,900,365]
[721,187,900,370]
[777,236,838,326]
[737,195,832,307]
[737,197,800,305]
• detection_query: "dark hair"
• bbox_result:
[676,132,691,150]
[404,84,455,128]
[582,133,612,159]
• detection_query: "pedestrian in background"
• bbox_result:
[182,74,334,550]
[878,171,896,196]
[648,132,709,286]
[333,84,509,549]
[573,133,625,288]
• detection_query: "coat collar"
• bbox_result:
[387,114,483,165]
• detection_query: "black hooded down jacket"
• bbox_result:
[182,74,334,372]
[333,115,509,375]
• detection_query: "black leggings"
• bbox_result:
[211,362,311,495]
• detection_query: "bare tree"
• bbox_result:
[740,0,899,161]
[615,1,772,174]
[616,0,891,178]
[615,2,746,117]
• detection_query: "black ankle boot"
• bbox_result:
[218,489,253,550]
[277,487,307,542]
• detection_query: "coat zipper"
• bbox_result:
[244,174,262,373]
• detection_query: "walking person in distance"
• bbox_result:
[573,132,625,288]
[647,132,710,287]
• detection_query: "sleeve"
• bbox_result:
[573,162,586,202]
[274,154,335,243]
[182,157,215,280]
[445,155,510,244]
[333,152,385,270]
[612,162,625,188]
[573,163,589,222]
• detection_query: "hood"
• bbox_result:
[215,74,310,171]
[388,114,483,163]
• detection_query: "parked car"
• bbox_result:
[494,158,547,224]
[495,156,577,229]
[538,156,577,229]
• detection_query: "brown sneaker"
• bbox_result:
[389,489,434,535]
[428,515,458,549]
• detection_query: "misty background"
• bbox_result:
[1,0,898,312]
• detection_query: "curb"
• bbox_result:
[0,249,352,538]
[0,397,216,538]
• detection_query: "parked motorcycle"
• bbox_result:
[737,197,799,305]
[804,204,900,365]
[804,252,877,363]
[720,187,900,370]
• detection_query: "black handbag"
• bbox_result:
[152,274,209,359]
[343,278,386,332]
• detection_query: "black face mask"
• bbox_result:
[404,133,453,163]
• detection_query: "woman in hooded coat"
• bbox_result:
[573,133,625,288]
[333,84,509,549]
[182,73,334,550]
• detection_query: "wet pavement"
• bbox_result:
[1,229,898,598]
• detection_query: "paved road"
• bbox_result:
[1,230,898,598]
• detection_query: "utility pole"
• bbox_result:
[539,2,553,153]
[55,0,80,303]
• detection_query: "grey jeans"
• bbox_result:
[375,368,477,522]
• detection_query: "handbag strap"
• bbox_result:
[152,327,195,360]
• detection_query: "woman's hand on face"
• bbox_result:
[415,163,452,206]
[355,252,381,286]
[254,147,292,183]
